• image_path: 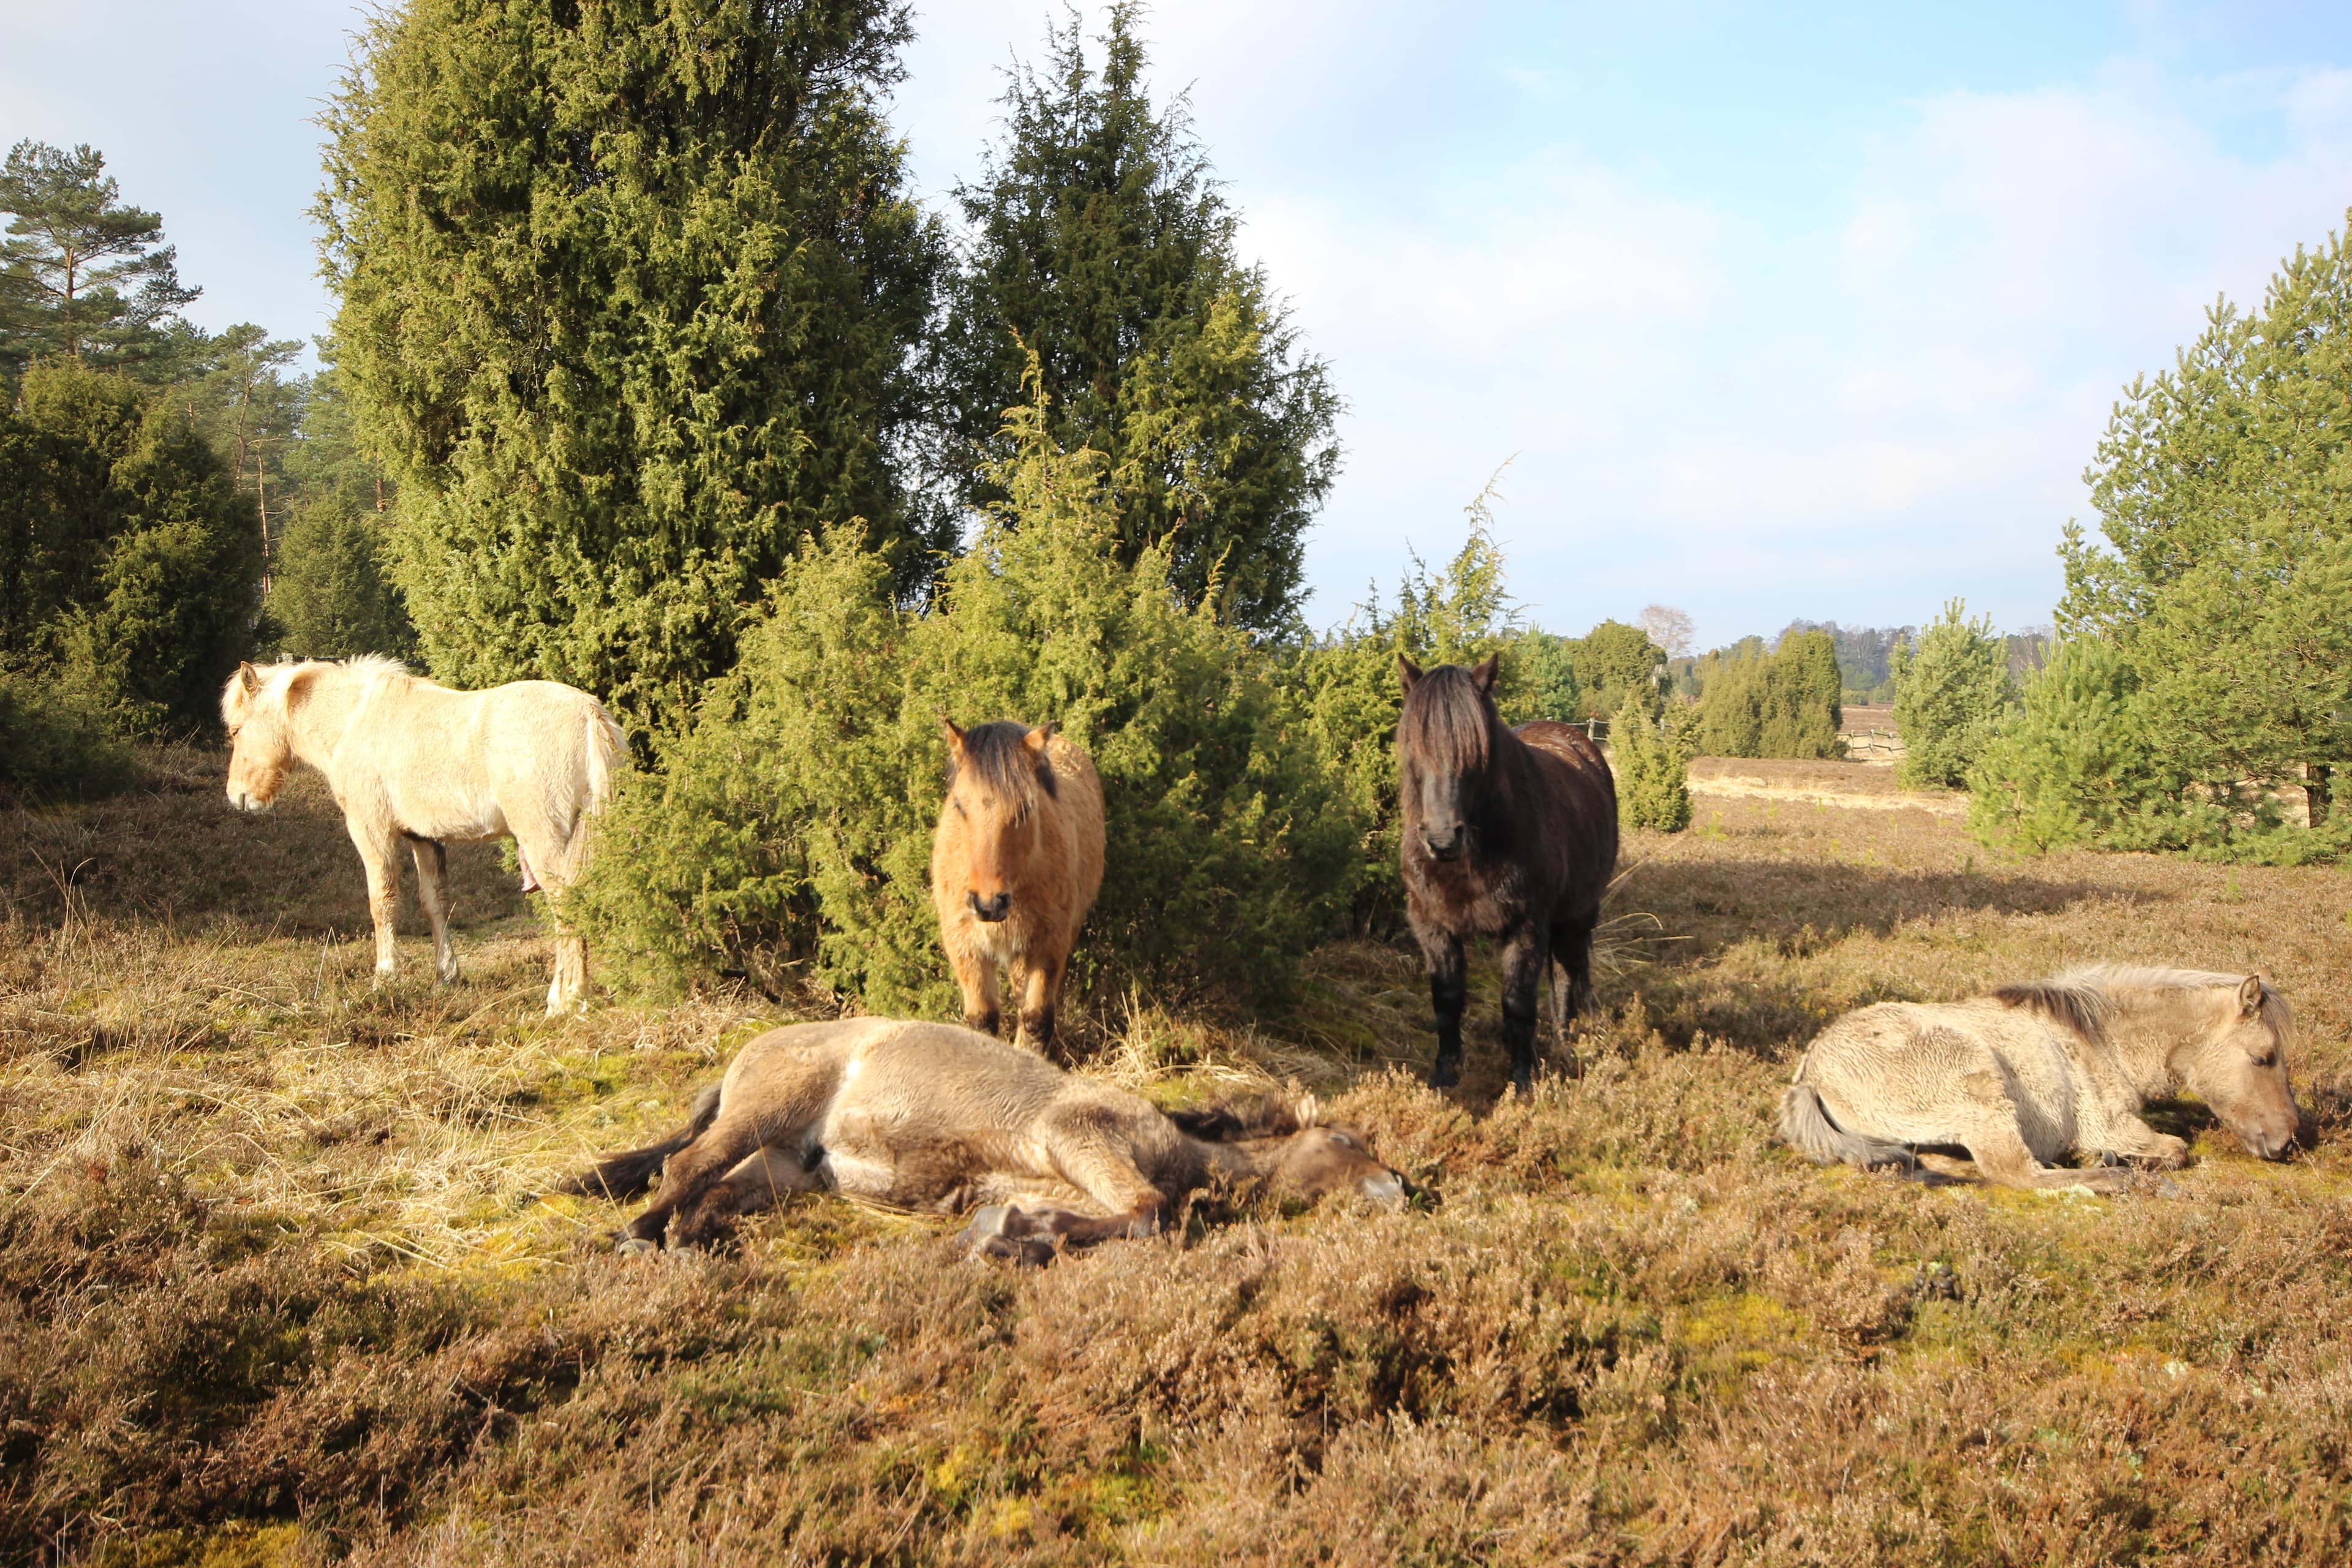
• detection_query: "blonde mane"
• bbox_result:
[1996,963,2289,1041]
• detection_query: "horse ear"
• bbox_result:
[282,665,323,710]
[1470,655,1501,696]
[2240,974,2266,1016]
[940,717,965,756]
[238,662,260,696]
[1397,656,1423,693]
[1025,721,1057,752]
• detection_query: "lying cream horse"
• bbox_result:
[562,1017,1410,1258]
[222,656,625,1012]
[1781,965,2301,1191]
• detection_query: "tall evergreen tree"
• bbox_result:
[0,141,200,379]
[2063,218,2352,825]
[319,0,946,726]
[1893,600,2015,788]
[933,2,1340,631]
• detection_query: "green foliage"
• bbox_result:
[1692,631,1844,760]
[1969,638,2351,864]
[1509,632,1583,723]
[0,140,200,378]
[269,503,413,660]
[1893,600,2014,788]
[0,363,258,739]
[0,666,136,801]
[932,2,1338,631]
[1611,696,1692,833]
[1565,620,1666,722]
[320,0,948,729]
[2061,217,2352,826]
[576,386,1361,1010]
[1969,638,2189,853]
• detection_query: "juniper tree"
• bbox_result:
[1893,601,2015,788]
[933,2,1339,631]
[320,0,946,726]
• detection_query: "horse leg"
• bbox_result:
[348,826,402,981]
[620,1110,771,1250]
[671,1145,826,1250]
[1550,919,1597,1076]
[947,928,1001,1037]
[1499,922,1548,1095]
[409,839,457,984]
[1420,932,1468,1089]
[1942,1072,2138,1194]
[1017,950,1068,1063]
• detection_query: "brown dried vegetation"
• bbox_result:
[3,758,2350,1564]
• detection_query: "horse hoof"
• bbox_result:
[1428,1063,1461,1091]
[616,1237,658,1257]
[978,1233,1057,1268]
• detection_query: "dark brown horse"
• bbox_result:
[1398,655,1619,1092]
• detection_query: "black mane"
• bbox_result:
[952,721,1058,801]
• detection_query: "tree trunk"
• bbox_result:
[2308,763,2332,829]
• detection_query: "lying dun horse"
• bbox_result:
[222,657,625,1012]
[1781,966,2301,1191]
[560,1017,1408,1259]
[932,720,1105,1060]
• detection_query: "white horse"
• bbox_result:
[222,657,625,1012]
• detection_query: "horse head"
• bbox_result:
[2180,972,2301,1159]
[1265,1121,1411,1208]
[940,718,1059,924]
[221,662,303,813]
[1397,655,1501,862]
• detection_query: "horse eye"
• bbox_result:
[952,798,966,817]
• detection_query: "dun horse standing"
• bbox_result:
[560,1016,1409,1258]
[931,720,1106,1060]
[1781,965,2302,1189]
[1397,656,1619,1093]
[222,657,625,1013]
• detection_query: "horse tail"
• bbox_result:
[1777,1081,1917,1172]
[583,703,625,815]
[553,1082,723,1200]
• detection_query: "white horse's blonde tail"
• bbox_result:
[1777,1082,1918,1172]
[555,703,627,885]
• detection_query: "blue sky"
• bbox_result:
[8,2,2352,646]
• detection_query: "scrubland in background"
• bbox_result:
[6,754,2351,1565]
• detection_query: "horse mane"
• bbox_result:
[1166,1094,1311,1143]
[1995,963,2291,1038]
[1398,664,1496,775]
[257,654,411,713]
[952,721,1057,801]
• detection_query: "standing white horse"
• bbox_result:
[221,657,625,1012]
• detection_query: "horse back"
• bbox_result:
[1513,721,1619,919]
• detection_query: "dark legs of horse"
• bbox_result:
[1422,933,1468,1089]
[1547,918,1597,1077]
[1498,922,1551,1095]
[1019,954,1068,1064]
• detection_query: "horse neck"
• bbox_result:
[1184,1135,1293,1192]
[2097,981,2226,1094]
[281,668,368,769]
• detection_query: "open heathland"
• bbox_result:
[4,756,2351,1565]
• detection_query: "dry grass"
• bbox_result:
[5,752,2352,1565]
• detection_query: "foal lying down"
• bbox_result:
[561,1018,1409,1259]
[1781,966,2302,1191]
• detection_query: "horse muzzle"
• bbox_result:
[968,891,1012,924]
[1360,1170,1410,1210]
[1420,832,1465,862]
[227,790,273,815]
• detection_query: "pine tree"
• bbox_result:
[933,2,1339,631]
[320,0,946,727]
[2063,219,2352,826]
[1893,600,2016,788]
[0,141,200,378]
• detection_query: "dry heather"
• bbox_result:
[4,756,2350,1566]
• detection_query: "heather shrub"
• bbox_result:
[576,391,1361,1011]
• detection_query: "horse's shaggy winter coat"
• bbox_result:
[1396,656,1619,1091]
[930,720,1105,1059]
[1781,965,2302,1190]
[221,657,625,1012]
[560,1017,1408,1258]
